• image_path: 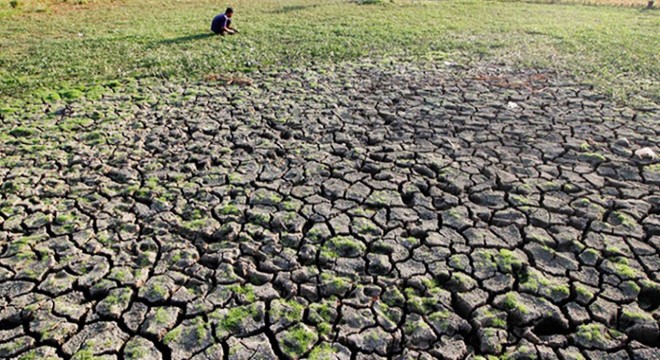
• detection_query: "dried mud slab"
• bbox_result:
[1,59,659,359]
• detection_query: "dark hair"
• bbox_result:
[226,7,233,14]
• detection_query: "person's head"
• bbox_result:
[225,7,233,17]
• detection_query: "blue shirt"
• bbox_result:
[211,14,230,34]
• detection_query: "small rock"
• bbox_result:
[615,138,630,148]
[507,102,521,110]
[635,147,657,160]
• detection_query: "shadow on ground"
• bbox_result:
[159,33,215,45]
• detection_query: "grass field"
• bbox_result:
[504,0,652,5]
[0,0,658,105]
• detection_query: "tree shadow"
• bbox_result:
[159,33,215,45]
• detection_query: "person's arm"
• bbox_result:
[226,18,238,33]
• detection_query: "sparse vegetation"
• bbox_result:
[218,203,241,216]
[575,323,610,343]
[321,236,366,258]
[502,292,529,314]
[0,0,657,358]
[1,0,658,106]
[279,324,318,358]
[308,343,337,360]
[272,299,305,323]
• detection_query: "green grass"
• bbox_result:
[280,324,318,358]
[0,0,658,105]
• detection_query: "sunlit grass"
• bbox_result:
[0,0,658,104]
[502,0,652,6]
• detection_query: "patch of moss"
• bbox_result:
[583,247,600,259]
[574,198,591,208]
[163,326,182,345]
[55,213,77,224]
[0,106,18,115]
[621,308,653,322]
[580,152,606,162]
[354,218,379,234]
[268,193,283,204]
[83,131,105,145]
[405,288,436,314]
[59,88,84,100]
[620,280,640,295]
[186,209,205,221]
[104,288,131,307]
[310,302,335,323]
[428,310,452,331]
[280,324,318,358]
[421,278,439,291]
[9,127,36,138]
[219,203,241,216]
[272,299,304,323]
[491,317,507,328]
[110,268,129,282]
[216,305,260,331]
[229,284,257,303]
[404,319,421,335]
[509,194,532,206]
[494,249,523,273]
[520,268,569,300]
[449,272,474,289]
[551,284,570,298]
[576,323,610,343]
[71,348,99,360]
[368,191,391,206]
[227,173,243,183]
[449,254,470,270]
[579,142,591,151]
[248,212,270,226]
[59,117,94,132]
[322,236,365,258]
[192,317,209,344]
[502,292,528,314]
[611,211,636,228]
[316,322,332,336]
[613,258,638,279]
[371,241,394,255]
[281,201,299,211]
[319,273,351,293]
[17,350,40,360]
[154,307,170,324]
[147,283,168,299]
[604,245,625,257]
[183,218,210,231]
[283,211,298,222]
[124,342,148,359]
[382,287,405,307]
[645,164,660,173]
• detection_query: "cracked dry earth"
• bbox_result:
[1,60,660,360]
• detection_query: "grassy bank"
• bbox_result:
[0,0,658,105]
